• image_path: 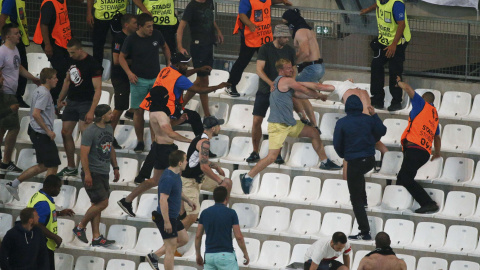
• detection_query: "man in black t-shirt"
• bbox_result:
[119,13,171,153]
[111,14,137,149]
[177,0,223,117]
[56,38,103,178]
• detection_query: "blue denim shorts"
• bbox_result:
[296,63,326,83]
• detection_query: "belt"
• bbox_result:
[297,59,323,70]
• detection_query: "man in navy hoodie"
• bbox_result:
[0,207,50,270]
[333,95,387,241]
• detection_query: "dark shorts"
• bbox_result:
[62,100,92,122]
[304,259,344,270]
[81,170,110,204]
[28,126,61,168]
[152,142,178,170]
[190,43,214,77]
[0,94,20,130]
[252,91,270,117]
[152,210,184,240]
[112,77,130,111]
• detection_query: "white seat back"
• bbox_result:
[384,219,415,247]
[285,209,321,236]
[438,91,472,118]
[377,151,404,177]
[221,137,253,163]
[237,72,259,97]
[285,143,319,169]
[253,206,290,233]
[101,59,111,81]
[56,218,75,247]
[232,203,260,229]
[442,225,478,253]
[210,134,229,158]
[396,254,416,270]
[230,170,260,196]
[0,213,13,238]
[109,157,138,184]
[438,157,475,184]
[351,216,384,239]
[382,119,408,146]
[103,191,138,218]
[449,261,480,270]
[319,113,346,140]
[132,228,164,254]
[317,179,350,207]
[223,104,253,132]
[208,102,229,120]
[379,186,413,211]
[54,253,74,270]
[439,191,476,218]
[106,259,135,270]
[441,124,472,151]
[416,157,443,180]
[74,256,105,270]
[27,53,51,77]
[134,194,158,220]
[255,173,290,199]
[285,176,321,202]
[54,185,77,210]
[234,237,260,264]
[254,241,291,268]
[416,257,448,270]
[319,212,352,237]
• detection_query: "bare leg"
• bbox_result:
[78,199,108,229]
[251,116,264,153]
[17,164,48,182]
[181,213,198,230]
[46,167,58,176]
[301,99,317,126]
[161,238,177,270]
[61,121,78,168]
[292,97,307,120]
[299,125,328,161]
[248,149,280,178]
[2,129,19,164]
[125,168,163,203]
[91,211,102,239]
[133,108,145,143]
[153,229,189,258]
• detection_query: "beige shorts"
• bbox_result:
[181,175,224,215]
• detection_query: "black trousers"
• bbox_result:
[48,248,55,270]
[92,18,114,64]
[138,109,202,179]
[396,147,435,207]
[347,156,375,234]
[154,23,178,54]
[43,43,70,103]
[16,41,28,100]
[227,33,259,87]
[370,39,408,106]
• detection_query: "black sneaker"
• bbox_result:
[91,235,115,247]
[146,253,159,270]
[300,118,312,126]
[374,160,382,172]
[225,86,240,97]
[117,198,136,217]
[246,152,260,163]
[134,176,145,186]
[319,159,342,170]
[388,103,403,111]
[415,202,439,214]
[72,226,88,243]
[348,232,372,241]
[0,162,23,173]
[209,151,217,158]
[371,99,383,110]
[275,154,285,165]
[134,141,145,153]
[124,110,134,120]
[112,138,122,150]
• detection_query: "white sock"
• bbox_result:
[11,179,20,188]
[68,166,75,170]
[246,173,253,179]
[321,159,328,164]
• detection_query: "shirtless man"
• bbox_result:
[358,232,407,270]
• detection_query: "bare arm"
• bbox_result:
[299,81,335,92]
[199,140,223,183]
[185,66,212,78]
[160,194,171,228]
[19,65,37,81]
[360,3,377,14]
[213,21,223,44]
[283,78,325,100]
[392,21,406,47]
[40,24,53,57]
[309,262,319,270]
[132,0,152,15]
[119,52,133,75]
[195,224,204,258]
[432,135,441,160]
[187,82,229,94]
[86,0,94,26]
[396,76,415,99]
[239,13,255,32]
[176,20,188,54]
[256,60,273,88]
[343,254,350,269]
[80,145,91,176]
[162,42,171,66]
[233,224,249,265]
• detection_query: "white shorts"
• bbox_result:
[327,80,357,102]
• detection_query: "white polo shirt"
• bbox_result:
[305,238,352,264]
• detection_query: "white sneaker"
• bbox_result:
[6,182,20,201]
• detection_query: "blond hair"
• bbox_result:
[39,68,57,84]
[275,58,292,71]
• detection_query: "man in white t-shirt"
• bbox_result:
[304,232,351,270]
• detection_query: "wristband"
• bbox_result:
[113,166,120,170]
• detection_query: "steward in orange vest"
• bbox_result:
[33,0,71,49]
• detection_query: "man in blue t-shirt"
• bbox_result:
[195,186,249,270]
[146,150,197,270]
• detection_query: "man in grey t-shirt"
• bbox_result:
[6,68,62,201]
[72,104,119,247]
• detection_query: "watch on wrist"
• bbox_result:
[113,166,120,170]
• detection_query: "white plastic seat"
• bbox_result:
[56,218,75,248]
[409,222,446,251]
[230,169,260,197]
[434,157,474,185]
[16,116,31,143]
[441,124,472,152]
[378,86,411,114]
[235,72,259,97]
[313,179,350,208]
[208,102,229,120]
[280,142,319,171]
[219,137,253,164]
[343,182,382,210]
[415,157,444,182]
[319,113,346,140]
[27,53,51,77]
[232,203,260,231]
[109,157,138,185]
[465,94,480,121]
[55,253,74,270]
[22,84,38,107]
[316,212,352,238]
[466,199,480,222]
[102,59,111,81]
[381,119,408,146]
[250,241,291,269]
[434,191,476,220]
[0,213,13,239]
[106,259,135,270]
[289,244,311,266]
[138,262,158,270]
[65,222,106,250]
[280,209,321,238]
[449,261,480,270]
[208,69,229,97]
[58,152,78,175]
[350,216,384,241]
[416,257,448,270]
[250,206,290,235]
[396,254,416,270]
[53,119,79,147]
[383,219,414,248]
[6,181,43,209]
[232,238,259,266]
[0,179,14,205]
[114,125,137,152]
[10,148,39,177]
[466,127,480,154]
[415,89,442,109]
[198,199,215,218]
[438,91,472,118]
[281,175,321,204]
[371,151,403,179]
[95,224,137,254]
[403,188,444,216]
[372,185,413,214]
[127,194,157,222]
[74,256,105,270]
[222,104,253,132]
[103,191,138,219]
[99,91,111,106]
[54,184,77,210]
[72,188,91,215]
[437,225,478,255]
[126,227,163,256]
[310,145,344,174]
[251,173,290,201]
[257,140,289,168]
[351,250,370,270]
[209,134,229,160]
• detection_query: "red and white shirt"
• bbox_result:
[305,238,352,264]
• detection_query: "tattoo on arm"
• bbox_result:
[200,140,210,165]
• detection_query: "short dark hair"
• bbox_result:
[137,13,153,27]
[43,175,62,189]
[67,38,82,49]
[168,150,186,167]
[20,208,36,225]
[375,232,391,248]
[1,23,17,39]
[40,68,57,84]
[332,231,347,244]
[422,91,435,103]
[122,14,136,28]
[213,186,228,203]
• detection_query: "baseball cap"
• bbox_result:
[171,53,192,65]
[203,116,224,129]
[273,24,291,37]
[93,104,111,122]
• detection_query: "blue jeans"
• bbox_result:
[204,252,239,270]
[296,63,325,83]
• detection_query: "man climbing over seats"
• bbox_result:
[358,232,407,270]
[240,58,341,194]
[304,232,351,270]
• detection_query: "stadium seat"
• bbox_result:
[410,221,447,252]
[22,84,38,107]
[464,94,480,121]
[16,116,31,143]
[9,149,39,177]
[372,185,413,214]
[223,104,254,132]
[27,53,51,78]
[438,91,472,118]
[313,179,350,208]
[58,152,78,176]
[351,250,370,270]
[350,216,384,241]
[466,199,480,222]
[396,254,416,270]
[250,206,290,235]
[114,125,137,152]
[343,182,382,210]
[234,237,260,265]
[72,188,91,215]
[434,191,476,220]
[383,219,414,248]
[102,191,138,219]
[0,213,13,239]
[258,140,290,168]
[127,194,157,222]
[416,257,448,270]
[288,244,311,266]
[280,209,321,238]
[208,102,229,120]
[311,145,344,174]
[251,173,290,201]
[415,157,444,182]
[232,203,260,232]
[6,181,43,209]
[95,224,137,254]
[176,130,195,140]
[56,218,75,248]
[74,256,105,270]
[175,141,190,153]
[0,180,14,205]
[371,151,403,179]
[250,240,291,269]
[54,184,77,210]
[281,175,321,204]
[293,111,320,126]
[379,86,411,114]
[449,261,480,270]
[209,134,229,161]
[99,90,111,105]
[198,199,215,218]
[208,69,229,97]
[230,169,260,197]
[223,72,258,98]
[176,232,196,260]
[403,188,444,217]
[101,59,111,81]
[64,222,106,250]
[184,99,199,112]
[415,89,442,109]
[54,253,74,270]
[434,157,474,185]
[441,124,472,152]
[437,225,478,255]
[315,212,352,238]
[381,119,408,146]
[126,227,163,256]
[106,259,135,270]
[219,137,253,164]
[319,113,346,141]
[109,157,138,186]
[53,119,79,147]
[466,128,480,155]
[280,142,319,171]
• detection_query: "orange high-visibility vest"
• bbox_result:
[401,102,439,154]
[233,0,272,48]
[33,0,71,49]
[140,67,184,115]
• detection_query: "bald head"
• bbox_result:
[375,232,391,248]
[422,91,435,104]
